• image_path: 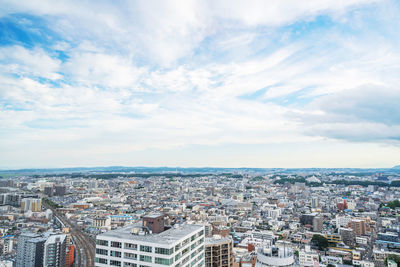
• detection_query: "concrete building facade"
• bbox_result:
[205,235,234,267]
[95,219,205,267]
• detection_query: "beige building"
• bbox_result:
[93,216,111,228]
[21,198,42,212]
[348,219,366,236]
[205,235,234,267]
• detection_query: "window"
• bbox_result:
[110,251,122,257]
[175,243,181,251]
[96,248,108,255]
[140,245,152,253]
[182,247,189,256]
[155,247,174,255]
[95,257,108,264]
[111,241,122,248]
[124,263,137,267]
[182,238,190,246]
[198,230,204,237]
[140,255,152,263]
[125,243,138,250]
[191,234,196,241]
[182,255,190,265]
[124,252,137,260]
[96,239,109,246]
[155,257,174,265]
[110,260,121,266]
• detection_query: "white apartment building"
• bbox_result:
[335,215,352,228]
[299,246,318,267]
[95,223,205,267]
[2,238,13,255]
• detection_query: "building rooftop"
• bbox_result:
[205,235,232,246]
[144,213,164,218]
[98,223,203,245]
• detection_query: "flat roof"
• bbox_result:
[144,213,164,218]
[205,236,232,246]
[98,223,203,245]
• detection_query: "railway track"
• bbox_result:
[43,202,95,267]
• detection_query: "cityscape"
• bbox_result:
[1,167,400,267]
[1,1,400,267]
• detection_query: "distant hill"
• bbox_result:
[1,166,400,176]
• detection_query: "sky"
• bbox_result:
[0,0,400,169]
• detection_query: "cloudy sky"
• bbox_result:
[1,0,399,169]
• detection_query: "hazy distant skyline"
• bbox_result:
[1,0,400,169]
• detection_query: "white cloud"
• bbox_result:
[0,46,61,79]
[0,0,380,65]
[296,84,400,142]
[212,0,377,26]
[1,0,400,168]
[63,50,143,89]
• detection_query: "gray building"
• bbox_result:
[16,233,46,267]
[16,232,67,267]
[313,216,323,232]
[44,234,67,267]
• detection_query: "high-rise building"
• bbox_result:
[43,234,67,267]
[0,193,22,207]
[348,219,366,236]
[340,228,355,246]
[300,214,316,226]
[54,185,67,196]
[16,232,66,267]
[65,245,75,267]
[21,198,42,212]
[311,197,319,209]
[205,235,233,267]
[95,216,205,267]
[312,216,323,232]
[1,237,13,255]
[16,233,46,267]
[44,186,54,197]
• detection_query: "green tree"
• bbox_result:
[311,234,329,250]
[386,200,400,209]
[385,254,400,265]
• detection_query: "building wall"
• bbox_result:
[205,237,234,267]
[95,226,205,267]
[44,234,67,267]
[65,245,75,267]
[16,234,45,267]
